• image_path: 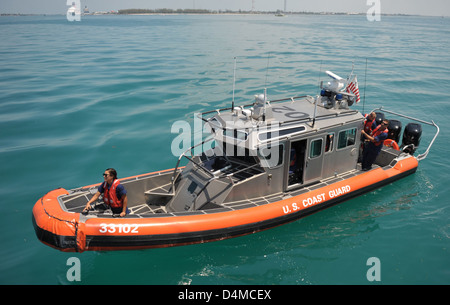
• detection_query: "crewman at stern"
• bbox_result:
[361,119,389,171]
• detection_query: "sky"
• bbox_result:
[0,0,449,17]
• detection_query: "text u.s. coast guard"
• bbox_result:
[283,185,351,214]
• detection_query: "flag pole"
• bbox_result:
[347,61,355,86]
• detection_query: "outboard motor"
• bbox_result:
[402,123,422,154]
[387,119,402,143]
[375,112,385,125]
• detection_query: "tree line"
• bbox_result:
[118,9,214,14]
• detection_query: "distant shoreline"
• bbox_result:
[115,8,418,17]
[1,9,444,18]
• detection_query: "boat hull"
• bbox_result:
[32,157,418,252]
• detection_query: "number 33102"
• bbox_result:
[99,223,139,234]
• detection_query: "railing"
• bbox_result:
[372,107,440,161]
[198,95,312,124]
[198,95,360,132]
[171,137,217,189]
[199,95,309,118]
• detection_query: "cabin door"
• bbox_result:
[303,136,325,184]
[287,139,306,187]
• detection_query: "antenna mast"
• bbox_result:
[231,57,237,112]
[263,53,271,122]
[363,58,368,114]
[312,60,322,127]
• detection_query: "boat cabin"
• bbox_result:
[60,92,375,217]
[211,94,362,188]
[148,90,366,213]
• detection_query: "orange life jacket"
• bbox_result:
[363,114,376,134]
[103,179,122,208]
[371,125,388,146]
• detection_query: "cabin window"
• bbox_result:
[258,126,306,141]
[337,128,357,149]
[223,129,248,141]
[309,139,323,158]
[221,143,258,165]
[325,133,334,153]
[187,181,198,194]
[258,144,284,168]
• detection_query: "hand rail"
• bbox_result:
[199,95,310,117]
[417,120,439,161]
[171,137,215,181]
[170,137,216,193]
[372,107,439,161]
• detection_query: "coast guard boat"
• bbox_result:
[32,69,439,252]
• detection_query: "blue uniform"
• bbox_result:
[362,128,388,170]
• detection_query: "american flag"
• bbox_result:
[346,76,360,103]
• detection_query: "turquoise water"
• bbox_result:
[1,14,449,285]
